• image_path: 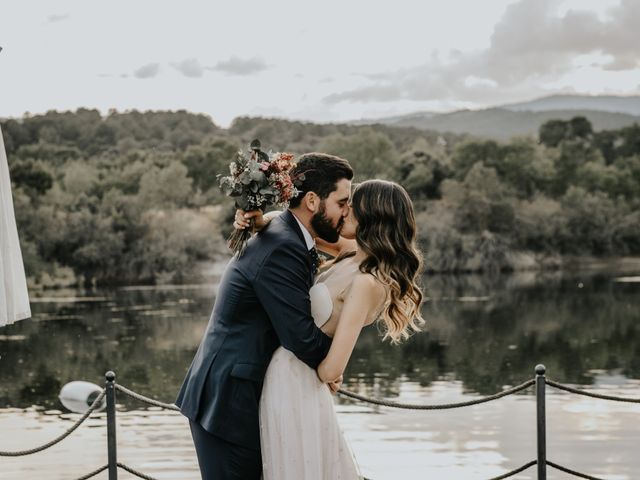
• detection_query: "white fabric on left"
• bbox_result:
[0,126,31,326]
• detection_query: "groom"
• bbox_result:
[176,153,354,479]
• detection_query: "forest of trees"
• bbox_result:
[2,109,640,287]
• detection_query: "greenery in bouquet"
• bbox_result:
[217,139,300,255]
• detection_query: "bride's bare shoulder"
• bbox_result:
[347,272,387,304]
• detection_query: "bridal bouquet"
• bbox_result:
[218,139,300,255]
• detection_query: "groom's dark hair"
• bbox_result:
[288,153,354,208]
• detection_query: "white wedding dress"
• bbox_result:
[260,278,362,479]
[0,126,31,326]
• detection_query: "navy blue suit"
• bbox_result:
[176,210,332,479]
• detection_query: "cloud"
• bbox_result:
[208,56,269,76]
[324,85,403,104]
[133,63,160,79]
[602,54,640,71]
[171,58,204,78]
[323,0,640,105]
[46,14,69,23]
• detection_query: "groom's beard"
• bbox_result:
[311,204,343,243]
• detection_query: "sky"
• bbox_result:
[1,0,639,127]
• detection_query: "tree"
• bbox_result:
[593,130,618,164]
[539,119,568,148]
[182,139,237,192]
[137,208,222,283]
[8,160,53,196]
[491,139,553,198]
[54,208,125,287]
[616,123,640,159]
[318,129,397,182]
[539,116,593,148]
[452,139,500,178]
[138,161,194,208]
[552,138,604,196]
[394,138,452,199]
[559,187,617,254]
[444,163,515,235]
[514,196,562,252]
[568,116,593,139]
[62,161,98,197]
[613,211,640,254]
[1,119,35,154]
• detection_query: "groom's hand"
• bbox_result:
[328,375,343,395]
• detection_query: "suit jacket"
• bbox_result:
[175,210,332,450]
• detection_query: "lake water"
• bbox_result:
[1,265,639,479]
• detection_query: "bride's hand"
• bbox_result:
[233,209,268,233]
[327,375,343,395]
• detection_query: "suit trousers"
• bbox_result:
[189,420,262,480]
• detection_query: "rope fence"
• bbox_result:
[546,379,640,403]
[546,461,609,480]
[114,383,180,411]
[75,464,108,480]
[336,378,535,409]
[1,365,638,480]
[487,460,537,480]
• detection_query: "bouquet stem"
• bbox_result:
[227,218,254,257]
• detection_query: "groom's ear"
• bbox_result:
[303,191,320,214]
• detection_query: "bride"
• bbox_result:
[235,179,424,479]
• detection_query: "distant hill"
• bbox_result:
[355,107,640,140]
[351,110,437,126]
[352,94,640,140]
[502,94,640,116]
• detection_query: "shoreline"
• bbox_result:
[26,254,640,291]
[23,252,640,293]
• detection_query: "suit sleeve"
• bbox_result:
[253,245,332,369]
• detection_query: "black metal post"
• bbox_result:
[105,371,118,480]
[535,364,547,480]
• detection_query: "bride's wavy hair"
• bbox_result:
[351,180,424,343]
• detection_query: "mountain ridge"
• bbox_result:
[351,94,640,140]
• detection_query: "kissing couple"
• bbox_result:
[176,153,424,479]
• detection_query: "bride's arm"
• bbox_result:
[317,274,385,383]
[235,209,357,257]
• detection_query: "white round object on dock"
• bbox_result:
[59,381,106,413]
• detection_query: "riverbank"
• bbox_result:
[26,254,640,291]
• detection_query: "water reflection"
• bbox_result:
[0,270,639,410]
